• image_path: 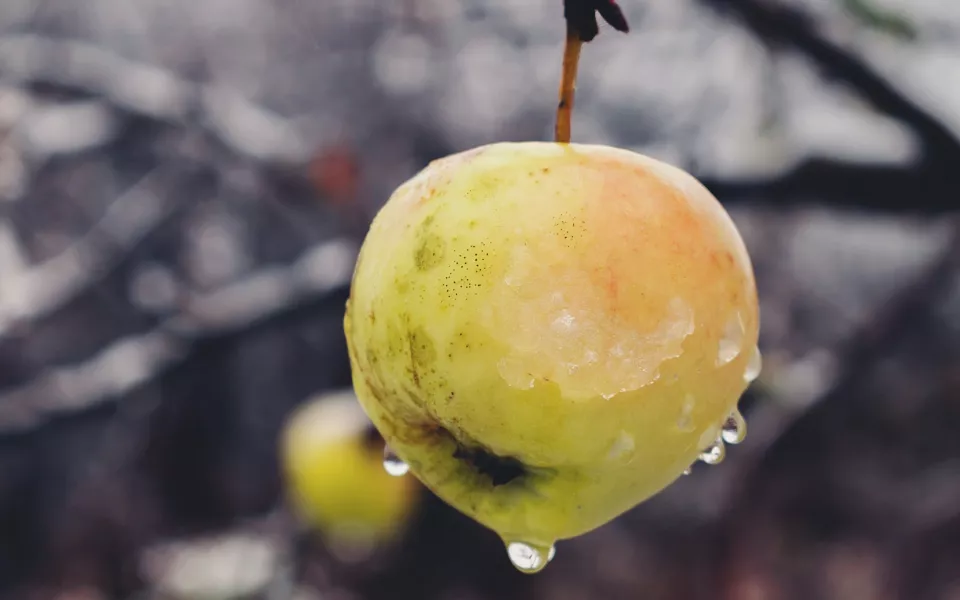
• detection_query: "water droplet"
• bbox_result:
[698,437,726,465]
[506,541,555,574]
[602,392,617,400]
[717,312,745,366]
[721,409,747,444]
[676,394,696,432]
[682,466,692,476]
[383,446,409,476]
[744,348,762,383]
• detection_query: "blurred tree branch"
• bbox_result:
[0,239,355,443]
[0,166,190,340]
[712,217,960,597]
[699,0,960,214]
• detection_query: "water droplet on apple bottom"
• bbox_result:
[698,435,726,465]
[721,408,747,444]
[505,541,556,573]
[383,446,409,476]
[744,347,762,383]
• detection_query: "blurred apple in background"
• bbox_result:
[280,390,421,562]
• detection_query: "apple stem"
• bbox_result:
[555,26,583,144]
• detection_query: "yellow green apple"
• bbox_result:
[343,142,760,570]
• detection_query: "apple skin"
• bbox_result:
[344,142,759,550]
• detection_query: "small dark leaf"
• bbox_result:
[564,0,631,42]
[596,1,630,33]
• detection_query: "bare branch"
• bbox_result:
[0,237,358,437]
[0,34,312,165]
[697,0,960,164]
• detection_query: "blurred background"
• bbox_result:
[0,0,959,599]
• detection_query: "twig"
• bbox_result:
[697,0,960,166]
[555,30,583,144]
[701,160,959,214]
[556,0,630,143]
[694,0,960,214]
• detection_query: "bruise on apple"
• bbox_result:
[361,365,532,489]
[414,233,446,271]
[453,445,527,486]
[352,315,536,491]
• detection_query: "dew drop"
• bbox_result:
[744,348,762,383]
[698,437,726,465]
[383,446,409,476]
[721,409,747,444]
[717,312,745,366]
[506,541,555,574]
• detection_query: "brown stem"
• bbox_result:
[555,27,584,144]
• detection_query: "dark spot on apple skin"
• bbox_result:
[361,375,442,443]
[414,232,445,271]
[407,327,436,389]
[352,313,552,496]
[453,445,526,486]
[360,366,530,488]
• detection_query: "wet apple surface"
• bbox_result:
[344,141,761,572]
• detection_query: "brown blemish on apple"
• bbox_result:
[453,445,526,486]
[406,326,436,389]
[414,232,446,271]
[364,370,530,488]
